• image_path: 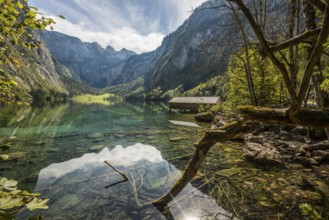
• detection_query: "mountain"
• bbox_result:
[41,31,137,88]
[40,0,238,94]
[1,30,85,103]
[144,0,237,92]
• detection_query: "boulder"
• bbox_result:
[243,142,284,167]
[244,133,264,144]
[195,112,214,122]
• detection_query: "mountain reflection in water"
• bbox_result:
[19,143,232,219]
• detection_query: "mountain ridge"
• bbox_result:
[41,0,235,96]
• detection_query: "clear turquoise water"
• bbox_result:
[0,102,233,219]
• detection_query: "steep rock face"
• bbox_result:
[3,31,71,101]
[144,0,238,92]
[41,31,136,88]
[113,51,156,85]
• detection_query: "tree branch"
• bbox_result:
[271,28,321,51]
[228,0,298,104]
[307,0,326,13]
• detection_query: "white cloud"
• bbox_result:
[48,14,164,54]
[31,0,206,53]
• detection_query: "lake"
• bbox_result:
[0,102,234,219]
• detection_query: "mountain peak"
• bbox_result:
[119,48,136,56]
[105,45,115,52]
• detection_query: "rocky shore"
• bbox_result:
[195,112,329,218]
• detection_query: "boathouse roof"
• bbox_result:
[169,97,220,104]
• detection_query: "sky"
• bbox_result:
[29,0,206,54]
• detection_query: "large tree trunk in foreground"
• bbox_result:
[151,106,329,207]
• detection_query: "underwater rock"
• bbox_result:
[169,137,186,142]
[89,145,105,151]
[0,136,16,150]
[216,167,241,177]
[243,143,284,167]
[86,133,104,139]
[56,194,80,211]
[0,143,11,150]
[7,152,26,160]
[0,154,9,160]
[23,172,39,183]
[195,112,214,122]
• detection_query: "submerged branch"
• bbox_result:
[104,160,129,181]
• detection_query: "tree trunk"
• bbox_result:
[303,0,329,140]
[229,2,258,106]
[289,0,299,90]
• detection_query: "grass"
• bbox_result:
[71,93,118,105]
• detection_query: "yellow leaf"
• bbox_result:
[17,2,24,9]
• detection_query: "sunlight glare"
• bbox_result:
[185,216,199,220]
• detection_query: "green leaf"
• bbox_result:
[0,177,18,191]
[10,190,22,195]
[0,196,24,209]
[17,2,24,9]
[59,15,65,19]
[26,197,49,211]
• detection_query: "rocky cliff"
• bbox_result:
[41,31,137,88]
[2,31,71,102]
[144,0,237,92]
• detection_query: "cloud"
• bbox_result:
[30,0,206,53]
[47,14,164,54]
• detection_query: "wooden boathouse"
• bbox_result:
[169,97,220,113]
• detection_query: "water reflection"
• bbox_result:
[18,143,231,219]
[0,102,232,219]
